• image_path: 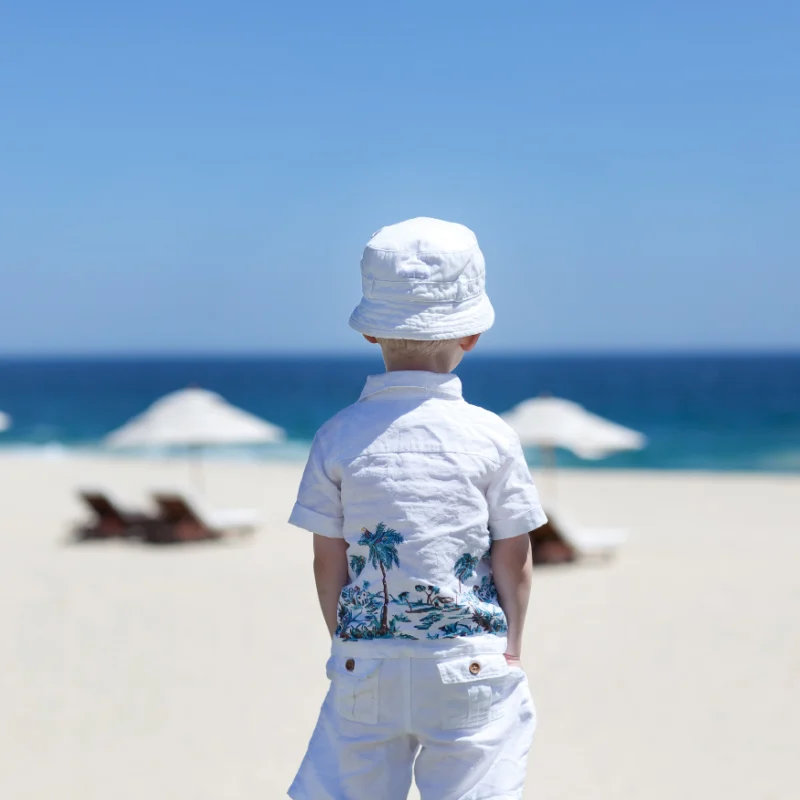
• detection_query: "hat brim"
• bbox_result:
[349,294,495,341]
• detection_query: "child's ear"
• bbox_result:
[363,335,379,344]
[460,334,481,352]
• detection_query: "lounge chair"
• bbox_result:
[529,520,577,565]
[74,489,154,540]
[545,510,629,560]
[147,491,260,543]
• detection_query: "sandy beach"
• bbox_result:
[1,453,797,799]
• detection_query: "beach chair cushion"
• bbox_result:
[152,491,259,533]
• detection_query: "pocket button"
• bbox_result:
[345,658,355,672]
[469,661,481,675]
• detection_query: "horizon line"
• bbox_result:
[1,347,799,360]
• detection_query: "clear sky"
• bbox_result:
[1,0,798,354]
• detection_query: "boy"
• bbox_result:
[288,217,547,799]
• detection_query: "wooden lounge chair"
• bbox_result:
[529,519,577,565]
[74,489,154,540]
[147,492,260,544]
[538,509,629,562]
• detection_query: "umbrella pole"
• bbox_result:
[540,445,558,513]
[189,446,205,495]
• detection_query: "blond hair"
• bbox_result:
[374,338,454,356]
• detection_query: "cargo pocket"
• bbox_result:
[328,656,382,725]
[436,653,510,730]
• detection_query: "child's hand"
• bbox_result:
[504,653,523,669]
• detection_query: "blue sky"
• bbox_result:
[1,0,798,354]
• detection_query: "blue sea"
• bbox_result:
[0,354,799,472]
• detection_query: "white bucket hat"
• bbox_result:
[349,217,495,341]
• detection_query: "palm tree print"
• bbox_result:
[397,591,413,612]
[453,553,480,594]
[358,523,404,635]
[337,532,507,641]
[415,584,439,606]
[472,575,499,603]
[350,555,366,577]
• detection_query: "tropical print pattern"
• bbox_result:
[336,523,508,642]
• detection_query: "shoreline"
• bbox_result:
[1,447,799,477]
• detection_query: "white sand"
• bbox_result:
[0,454,797,799]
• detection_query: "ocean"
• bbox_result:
[0,354,799,472]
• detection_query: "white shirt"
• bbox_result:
[289,371,547,658]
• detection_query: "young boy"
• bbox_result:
[288,217,547,800]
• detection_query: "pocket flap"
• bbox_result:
[437,654,509,684]
[327,656,383,681]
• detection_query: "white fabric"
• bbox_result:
[349,217,496,340]
[289,371,547,658]
[562,526,629,556]
[288,651,535,800]
[0,411,10,432]
[204,508,260,531]
[548,510,629,556]
[105,388,284,448]
[502,395,646,459]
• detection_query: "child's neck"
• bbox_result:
[383,355,456,375]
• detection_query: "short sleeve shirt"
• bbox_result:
[289,371,547,658]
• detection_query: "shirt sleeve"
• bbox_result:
[288,434,344,538]
[487,437,548,540]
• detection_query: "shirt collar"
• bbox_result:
[359,371,464,401]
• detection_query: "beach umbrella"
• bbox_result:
[0,411,10,432]
[502,396,645,459]
[105,388,284,490]
[502,395,646,505]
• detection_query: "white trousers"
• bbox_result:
[289,652,536,800]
